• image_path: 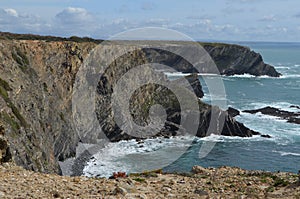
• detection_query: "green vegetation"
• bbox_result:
[133,178,146,183]
[0,32,103,44]
[198,42,243,48]
[249,172,289,187]
[129,169,162,178]
[0,85,9,101]
[59,112,66,123]
[273,177,289,187]
[0,112,20,132]
[0,78,27,128]
[12,48,30,72]
[0,78,12,91]
[266,186,275,192]
[10,103,27,127]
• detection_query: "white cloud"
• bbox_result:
[259,15,276,22]
[55,7,93,25]
[0,8,45,33]
[4,8,18,17]
[52,7,100,37]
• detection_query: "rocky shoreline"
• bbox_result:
[244,106,300,125]
[0,33,279,174]
[0,162,299,198]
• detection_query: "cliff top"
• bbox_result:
[0,163,299,198]
[0,31,243,48]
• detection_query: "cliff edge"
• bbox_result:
[0,33,267,174]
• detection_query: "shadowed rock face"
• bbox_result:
[94,48,260,142]
[244,106,300,124]
[0,33,266,174]
[142,44,281,77]
[0,124,12,163]
[202,44,281,77]
[227,107,240,117]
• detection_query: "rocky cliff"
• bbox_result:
[0,33,265,174]
[150,43,281,77]
[202,43,281,77]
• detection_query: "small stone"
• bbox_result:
[192,165,206,174]
[113,186,127,196]
[162,186,172,192]
[169,179,175,185]
[194,189,208,196]
[52,191,60,198]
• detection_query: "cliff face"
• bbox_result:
[0,35,263,174]
[147,43,281,77]
[0,39,96,173]
[202,44,281,77]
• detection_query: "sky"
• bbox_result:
[0,0,300,42]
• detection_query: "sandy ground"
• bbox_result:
[0,163,299,199]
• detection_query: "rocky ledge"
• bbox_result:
[0,163,299,198]
[202,43,281,77]
[244,106,300,125]
[151,42,281,77]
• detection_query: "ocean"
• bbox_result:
[83,42,300,178]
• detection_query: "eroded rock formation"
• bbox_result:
[0,33,268,174]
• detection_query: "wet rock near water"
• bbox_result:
[227,107,240,117]
[243,106,300,125]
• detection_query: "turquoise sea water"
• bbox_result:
[83,42,300,177]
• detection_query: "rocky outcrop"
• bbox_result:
[227,107,240,117]
[0,33,265,174]
[1,163,299,198]
[0,39,96,173]
[244,106,300,124]
[141,43,281,77]
[202,43,281,77]
[94,48,260,141]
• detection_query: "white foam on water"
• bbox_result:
[82,133,274,178]
[245,101,300,112]
[239,111,284,121]
[236,110,300,146]
[83,136,195,178]
[230,74,256,78]
[275,66,291,69]
[280,74,300,79]
[196,134,265,143]
[164,72,192,77]
[272,150,300,157]
[165,71,300,80]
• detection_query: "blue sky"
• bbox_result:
[0,0,300,42]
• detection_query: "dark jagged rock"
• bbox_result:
[261,134,272,138]
[243,106,300,125]
[202,43,281,77]
[94,49,261,141]
[290,105,300,110]
[143,43,281,77]
[227,107,240,117]
[0,124,12,163]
